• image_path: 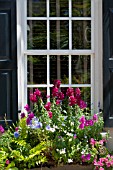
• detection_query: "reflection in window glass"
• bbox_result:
[50,21,69,49]
[50,0,69,17]
[72,55,90,84]
[50,55,69,84]
[72,0,91,17]
[27,55,47,84]
[27,0,46,17]
[27,20,47,49]
[72,21,91,49]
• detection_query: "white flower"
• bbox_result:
[68,159,73,163]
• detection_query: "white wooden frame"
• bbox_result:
[17,0,102,113]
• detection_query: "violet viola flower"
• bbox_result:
[29,94,37,103]
[28,112,34,120]
[24,104,30,112]
[20,112,25,119]
[0,125,4,133]
[48,111,53,118]
[44,102,51,111]
[34,88,41,97]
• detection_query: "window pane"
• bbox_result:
[27,55,47,84]
[27,0,46,17]
[50,0,69,17]
[27,20,47,49]
[72,0,91,17]
[50,55,69,84]
[72,21,91,49]
[72,55,90,84]
[50,21,69,49]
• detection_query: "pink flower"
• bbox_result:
[75,88,81,96]
[90,138,96,146]
[79,123,85,129]
[6,159,10,165]
[74,134,77,139]
[99,167,104,170]
[81,154,91,162]
[20,112,25,119]
[24,104,30,112]
[56,99,61,105]
[79,100,87,109]
[28,112,34,119]
[52,87,58,97]
[79,116,86,124]
[15,127,19,131]
[69,96,76,106]
[53,80,61,88]
[44,102,51,111]
[30,94,37,103]
[58,92,64,100]
[34,88,41,97]
[66,87,74,96]
[0,125,4,133]
[48,111,53,118]
[85,119,94,126]
[93,114,98,122]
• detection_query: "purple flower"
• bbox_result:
[69,96,76,106]
[46,125,51,130]
[66,87,74,96]
[79,123,85,129]
[6,159,10,165]
[79,100,87,109]
[85,154,91,161]
[24,104,30,112]
[30,94,37,103]
[15,127,19,131]
[52,87,58,97]
[79,116,86,124]
[20,112,25,119]
[14,131,19,138]
[0,125,4,133]
[26,117,31,125]
[93,114,98,122]
[34,88,41,97]
[35,122,42,128]
[28,112,34,120]
[53,79,61,88]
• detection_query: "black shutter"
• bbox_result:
[103,0,113,127]
[0,0,18,126]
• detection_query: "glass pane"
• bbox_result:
[72,0,91,17]
[72,21,91,49]
[27,20,47,49]
[27,0,46,17]
[50,55,69,84]
[72,55,90,84]
[27,55,47,84]
[50,20,69,49]
[50,0,69,17]
[27,87,47,109]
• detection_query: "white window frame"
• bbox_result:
[17,0,103,113]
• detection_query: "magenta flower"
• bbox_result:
[28,112,34,119]
[81,154,91,162]
[90,138,96,146]
[26,117,31,125]
[34,88,41,97]
[6,159,10,165]
[30,94,37,103]
[74,134,77,139]
[75,88,81,96]
[52,87,58,97]
[79,123,85,129]
[79,115,86,124]
[93,114,98,122]
[86,119,94,126]
[69,96,76,106]
[79,100,87,109]
[58,92,64,100]
[15,127,19,131]
[53,79,61,88]
[66,87,74,96]
[0,125,4,133]
[24,104,30,112]
[44,102,51,111]
[56,99,61,105]
[20,112,25,119]
[48,111,53,118]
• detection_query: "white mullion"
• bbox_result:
[69,55,71,85]
[69,0,72,50]
[24,0,27,50]
[91,54,95,112]
[47,0,50,50]
[27,17,91,21]
[91,0,95,51]
[47,55,50,97]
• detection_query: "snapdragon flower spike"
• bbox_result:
[53,79,61,88]
[0,125,4,133]
[28,112,34,120]
[56,99,61,105]
[75,87,81,96]
[24,104,30,112]
[79,100,87,109]
[52,87,58,97]
[66,87,74,97]
[20,112,25,119]
[44,102,51,111]
[34,88,41,97]
[29,93,37,103]
[48,111,53,118]
[69,96,77,106]
[93,114,98,122]
[58,92,64,100]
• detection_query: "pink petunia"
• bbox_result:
[48,111,53,118]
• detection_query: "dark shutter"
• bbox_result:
[0,0,18,126]
[103,0,113,127]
